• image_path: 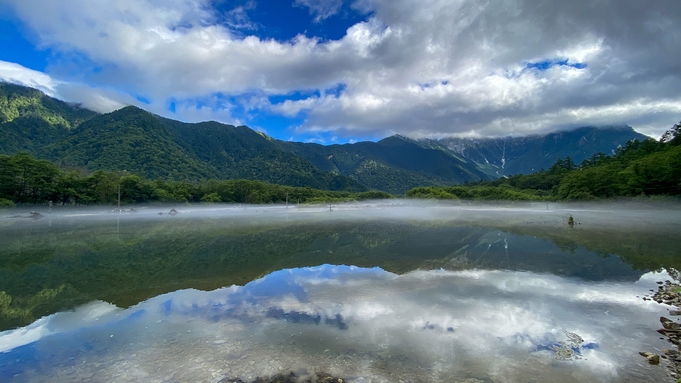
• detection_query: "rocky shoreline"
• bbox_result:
[641,279,681,381]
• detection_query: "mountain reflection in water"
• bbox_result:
[1,201,679,382]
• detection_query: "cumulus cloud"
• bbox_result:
[2,0,680,138]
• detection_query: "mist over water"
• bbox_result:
[1,200,680,382]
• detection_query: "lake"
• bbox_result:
[1,201,680,383]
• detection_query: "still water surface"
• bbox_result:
[1,201,680,382]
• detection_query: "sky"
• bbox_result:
[0,0,680,144]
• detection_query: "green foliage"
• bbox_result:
[0,82,96,128]
[278,135,491,194]
[407,185,546,201]
[408,121,681,201]
[0,198,15,208]
[159,118,367,191]
[354,190,394,200]
[0,82,97,156]
[1,84,367,191]
[1,83,674,196]
[406,186,458,199]
[0,153,393,205]
[41,106,218,181]
[200,192,221,203]
[0,152,62,204]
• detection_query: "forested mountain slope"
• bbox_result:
[0,82,653,194]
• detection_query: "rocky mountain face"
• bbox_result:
[424,126,649,177]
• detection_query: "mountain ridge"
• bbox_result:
[0,82,651,193]
[423,125,648,177]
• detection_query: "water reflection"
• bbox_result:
[0,265,670,382]
[1,202,680,382]
[3,202,673,331]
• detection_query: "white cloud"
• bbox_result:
[270,96,321,117]
[2,0,680,138]
[0,59,244,124]
[56,83,130,113]
[0,60,129,112]
[0,60,59,96]
[0,265,668,381]
[294,0,344,22]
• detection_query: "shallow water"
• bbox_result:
[1,201,680,382]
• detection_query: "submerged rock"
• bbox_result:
[661,316,681,331]
[7,211,43,220]
[643,279,681,378]
[639,351,661,365]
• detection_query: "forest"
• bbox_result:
[0,152,392,207]
[406,121,681,201]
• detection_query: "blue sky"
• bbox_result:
[0,0,680,142]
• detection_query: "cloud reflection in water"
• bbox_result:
[0,265,670,383]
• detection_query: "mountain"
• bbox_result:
[158,118,366,191]
[425,126,649,177]
[159,117,491,193]
[41,106,218,180]
[0,83,97,154]
[276,135,491,194]
[0,83,490,193]
[0,82,651,193]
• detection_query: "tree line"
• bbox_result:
[3,120,679,206]
[407,121,681,201]
[0,152,392,207]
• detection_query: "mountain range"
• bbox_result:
[422,126,647,177]
[0,82,648,194]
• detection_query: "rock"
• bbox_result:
[639,352,661,365]
[670,310,681,316]
[661,317,681,331]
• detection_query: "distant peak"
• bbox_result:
[393,133,411,140]
[380,134,413,143]
[109,105,155,118]
[117,105,147,112]
[556,124,635,134]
